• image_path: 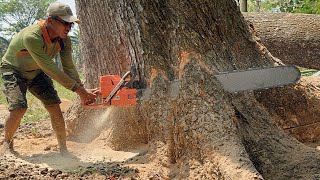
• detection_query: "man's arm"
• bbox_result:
[24,33,97,104]
[60,37,82,85]
[24,33,79,91]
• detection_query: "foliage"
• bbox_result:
[247,0,320,14]
[0,0,56,58]
[70,26,83,71]
[300,68,319,76]
[0,0,55,36]
[263,0,319,13]
[0,36,9,58]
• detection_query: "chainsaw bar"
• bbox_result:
[214,65,301,93]
[140,65,300,100]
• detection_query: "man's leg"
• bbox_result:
[44,104,68,155]
[1,71,28,153]
[3,108,27,152]
[27,72,66,155]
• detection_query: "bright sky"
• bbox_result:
[59,0,77,15]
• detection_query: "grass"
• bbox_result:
[299,68,319,76]
[0,78,76,123]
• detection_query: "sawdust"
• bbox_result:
[0,104,154,179]
[9,136,141,171]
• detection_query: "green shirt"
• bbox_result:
[0,20,81,91]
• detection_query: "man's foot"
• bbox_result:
[59,148,77,159]
[1,142,19,156]
[60,147,72,156]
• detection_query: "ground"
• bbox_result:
[0,104,173,179]
[0,76,319,179]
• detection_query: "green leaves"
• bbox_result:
[0,0,55,35]
[69,27,83,70]
[300,68,319,76]
[248,0,320,14]
[0,36,9,58]
[293,0,320,14]
[0,0,56,57]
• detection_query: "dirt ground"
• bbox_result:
[0,104,172,180]
[0,76,319,179]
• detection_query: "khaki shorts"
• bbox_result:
[1,70,61,111]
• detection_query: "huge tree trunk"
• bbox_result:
[243,13,320,70]
[68,1,320,179]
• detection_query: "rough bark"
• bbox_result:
[67,0,320,179]
[243,13,320,70]
[76,1,144,88]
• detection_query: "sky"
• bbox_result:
[59,0,77,15]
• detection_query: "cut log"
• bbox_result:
[243,12,320,70]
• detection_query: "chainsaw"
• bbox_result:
[85,65,301,108]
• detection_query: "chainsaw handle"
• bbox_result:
[104,71,131,103]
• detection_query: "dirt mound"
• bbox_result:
[256,76,320,142]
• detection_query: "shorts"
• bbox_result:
[1,70,61,111]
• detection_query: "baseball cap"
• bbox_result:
[46,2,80,23]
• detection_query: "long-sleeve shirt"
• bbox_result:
[0,20,81,91]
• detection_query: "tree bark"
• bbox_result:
[243,12,320,70]
[68,1,320,179]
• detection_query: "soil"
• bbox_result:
[0,104,171,180]
[0,76,319,179]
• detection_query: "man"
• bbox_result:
[0,2,96,155]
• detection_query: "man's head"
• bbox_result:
[46,2,80,23]
[46,2,79,38]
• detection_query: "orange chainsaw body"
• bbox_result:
[86,75,137,108]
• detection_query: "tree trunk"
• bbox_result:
[239,0,248,12]
[243,12,320,70]
[255,0,261,12]
[68,0,320,179]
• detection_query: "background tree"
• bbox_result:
[0,0,55,35]
[238,0,248,12]
[246,0,320,13]
[262,0,320,13]
[0,37,9,58]
[70,27,83,71]
[68,0,320,179]
[0,0,55,57]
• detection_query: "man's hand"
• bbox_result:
[88,88,101,96]
[75,86,98,105]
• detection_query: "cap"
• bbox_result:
[46,2,80,23]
